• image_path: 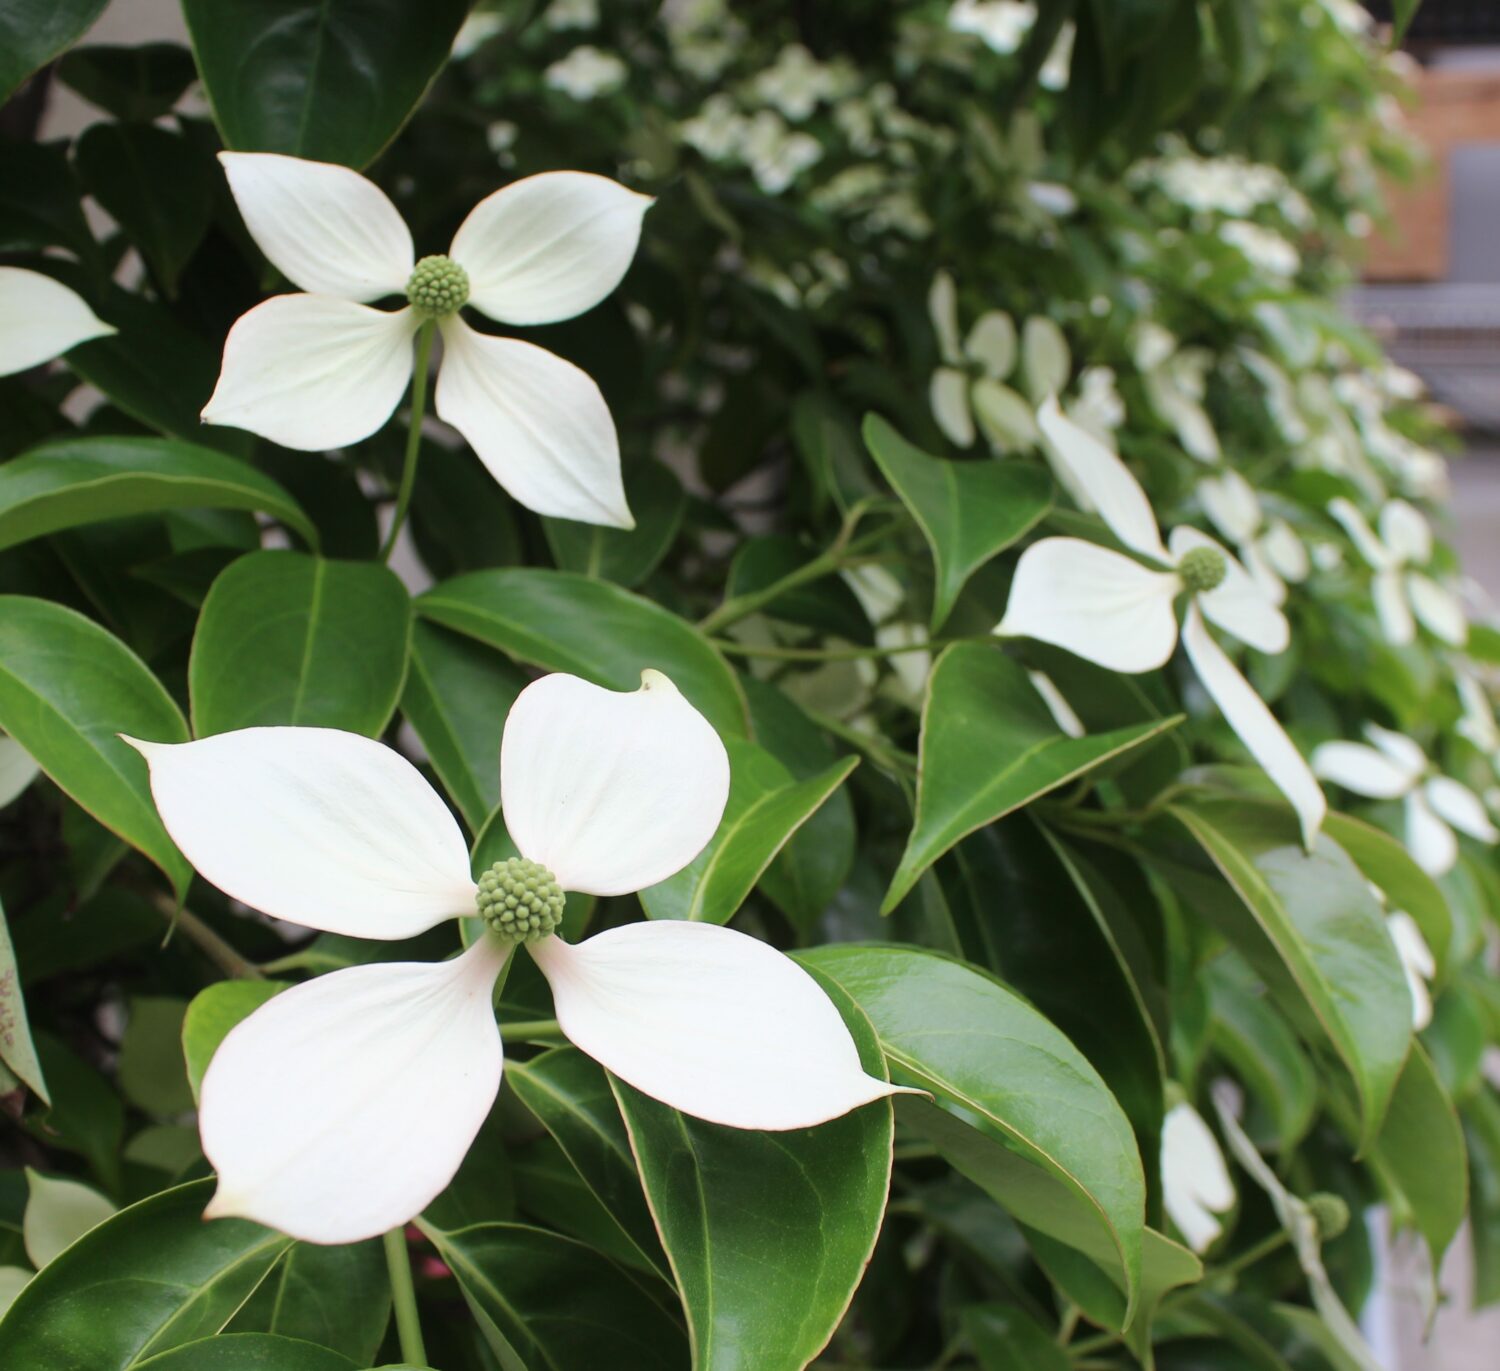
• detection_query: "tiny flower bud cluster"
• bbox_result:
[406,254,470,318]
[476,857,565,943]
[1179,545,1227,594]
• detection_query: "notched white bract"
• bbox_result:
[1161,1100,1235,1254]
[0,267,115,377]
[124,669,901,1244]
[202,152,652,528]
[996,399,1325,847]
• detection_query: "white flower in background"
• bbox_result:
[1066,365,1126,444]
[1219,221,1300,278]
[1197,469,1309,606]
[1327,497,1467,647]
[1025,181,1078,217]
[1239,348,1308,444]
[1322,0,1373,35]
[752,44,833,121]
[0,735,39,809]
[680,93,748,161]
[1312,724,1498,876]
[999,400,1326,847]
[844,565,931,703]
[1161,1101,1235,1254]
[125,671,903,1244]
[544,45,627,99]
[1457,669,1500,762]
[0,267,115,377]
[1038,21,1075,90]
[1386,911,1436,1030]
[202,153,651,528]
[1132,323,1220,463]
[742,111,823,194]
[1028,671,1085,738]
[545,0,598,28]
[947,0,1037,55]
[926,271,1036,452]
[450,10,507,58]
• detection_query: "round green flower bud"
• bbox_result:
[406,254,470,319]
[1307,1192,1350,1241]
[1178,544,1227,594]
[475,857,565,943]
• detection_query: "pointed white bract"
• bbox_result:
[1000,401,1324,845]
[926,271,1032,452]
[1386,911,1435,1030]
[0,266,115,377]
[204,153,651,527]
[1328,497,1466,647]
[132,669,897,1244]
[1161,1101,1235,1253]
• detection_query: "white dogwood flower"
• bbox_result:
[0,267,114,377]
[544,45,627,99]
[1133,322,1220,464]
[1327,497,1465,647]
[927,272,1035,452]
[1197,469,1309,606]
[1161,1100,1235,1254]
[999,399,1326,847]
[202,153,653,528]
[947,0,1037,54]
[125,671,901,1245]
[1312,724,1497,876]
[1386,911,1435,1030]
[1456,669,1500,762]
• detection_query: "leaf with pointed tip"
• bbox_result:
[863,413,1051,630]
[0,0,109,104]
[229,1241,391,1365]
[182,981,290,1103]
[134,1334,356,1370]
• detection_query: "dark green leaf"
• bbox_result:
[544,459,686,589]
[1463,1086,1500,1308]
[134,1334,356,1370]
[724,535,872,643]
[418,568,748,737]
[0,0,109,104]
[230,1242,390,1365]
[190,551,410,737]
[181,0,471,168]
[26,1034,124,1189]
[963,1303,1070,1371]
[0,436,316,555]
[863,414,1051,630]
[57,43,199,121]
[884,642,1180,911]
[0,596,190,894]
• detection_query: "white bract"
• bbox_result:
[544,45,627,99]
[1386,910,1435,1030]
[998,399,1326,847]
[1197,469,1309,606]
[1132,322,1220,464]
[1456,669,1500,764]
[125,670,901,1245]
[1161,1101,1235,1254]
[1312,724,1497,877]
[0,267,114,377]
[946,0,1037,54]
[203,153,653,528]
[926,272,1036,453]
[1327,497,1466,647]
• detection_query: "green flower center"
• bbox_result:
[406,254,470,318]
[476,857,565,943]
[1306,1192,1350,1241]
[1178,545,1227,594]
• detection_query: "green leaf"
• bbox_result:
[0,899,47,1102]
[0,0,109,104]
[414,1221,688,1371]
[862,413,1051,631]
[640,736,857,923]
[0,1180,291,1370]
[181,0,471,168]
[28,1034,125,1190]
[74,124,213,289]
[1390,0,1420,41]
[230,1242,390,1365]
[506,1047,669,1280]
[963,1303,1070,1371]
[543,459,686,589]
[1463,1086,1500,1308]
[401,621,526,835]
[610,968,893,1371]
[181,980,289,1103]
[1159,798,1411,1149]
[190,551,411,737]
[0,436,316,556]
[884,642,1180,911]
[724,535,872,643]
[118,997,193,1118]
[134,1334,357,1370]
[0,596,191,895]
[56,43,199,121]
[418,568,748,738]
[801,944,1146,1321]
[22,1170,114,1269]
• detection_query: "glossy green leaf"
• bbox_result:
[0,437,313,554]
[230,1242,390,1364]
[1160,798,1411,1149]
[801,943,1146,1320]
[863,413,1051,630]
[118,997,193,1118]
[27,1034,124,1190]
[0,1180,291,1370]
[1463,1086,1500,1308]
[544,459,686,589]
[640,736,857,923]
[0,0,109,103]
[724,535,872,643]
[963,1303,1070,1371]
[135,1334,356,1370]
[884,642,1180,911]
[56,43,199,121]
[418,567,748,738]
[610,969,893,1371]
[414,1221,687,1371]
[400,621,526,834]
[181,0,471,168]
[190,551,410,737]
[181,980,289,1103]
[0,596,190,895]
[0,900,47,1101]
[507,1047,669,1279]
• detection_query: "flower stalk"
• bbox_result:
[383,1226,428,1366]
[380,320,435,563]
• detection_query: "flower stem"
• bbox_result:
[384,1226,428,1366]
[380,320,436,563]
[499,1017,567,1043]
[153,895,264,981]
